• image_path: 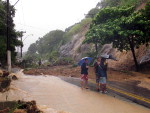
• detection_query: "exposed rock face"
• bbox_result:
[59,27,150,70]
[58,0,149,69]
[139,49,150,64]
[59,28,93,61]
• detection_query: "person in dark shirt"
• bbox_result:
[98,58,108,93]
[94,57,101,91]
[81,58,89,89]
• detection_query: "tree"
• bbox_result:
[85,8,99,18]
[96,0,143,8]
[84,3,150,71]
[25,30,65,62]
[96,0,121,8]
[28,43,37,54]
[0,0,22,64]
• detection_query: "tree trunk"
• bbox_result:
[95,42,98,54]
[128,37,139,71]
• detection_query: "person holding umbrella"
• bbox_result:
[94,57,108,93]
[98,58,108,93]
[96,54,117,93]
[80,58,89,89]
[94,56,101,92]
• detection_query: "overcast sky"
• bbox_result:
[9,0,100,52]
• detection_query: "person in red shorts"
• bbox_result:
[81,58,89,89]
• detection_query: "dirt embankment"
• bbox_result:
[24,65,150,90]
[101,44,150,72]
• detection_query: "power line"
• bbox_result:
[13,0,20,7]
[23,34,33,42]
[16,23,51,31]
[20,0,26,27]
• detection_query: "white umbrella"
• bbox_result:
[101,54,117,61]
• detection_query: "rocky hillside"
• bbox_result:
[58,0,150,71]
[59,25,94,61]
[25,0,150,71]
[99,44,150,71]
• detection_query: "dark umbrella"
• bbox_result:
[78,57,93,66]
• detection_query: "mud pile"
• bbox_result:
[0,100,42,113]
[0,70,18,92]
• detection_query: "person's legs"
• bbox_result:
[80,74,84,89]
[103,77,107,93]
[80,81,84,89]
[85,80,88,89]
[100,83,105,93]
[81,74,88,89]
[100,77,103,93]
[100,77,106,93]
[85,75,88,89]
[103,84,107,93]
[96,74,100,91]
[96,83,99,91]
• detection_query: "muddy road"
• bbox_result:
[0,72,150,113]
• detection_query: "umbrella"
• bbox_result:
[101,54,117,61]
[78,57,93,66]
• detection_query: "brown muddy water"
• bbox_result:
[0,71,150,113]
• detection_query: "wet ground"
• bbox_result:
[0,72,150,113]
[61,76,150,108]
[108,80,150,99]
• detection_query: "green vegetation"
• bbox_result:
[24,0,149,69]
[84,2,150,71]
[0,0,22,64]
[25,18,92,67]
[85,8,99,18]
[64,18,92,39]
[96,0,147,8]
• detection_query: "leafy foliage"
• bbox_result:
[64,18,92,39]
[85,8,99,18]
[84,2,150,71]
[25,18,92,66]
[96,0,146,8]
[0,0,22,64]
[28,43,37,54]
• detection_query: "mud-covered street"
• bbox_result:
[0,71,150,113]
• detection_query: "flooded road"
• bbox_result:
[0,72,150,113]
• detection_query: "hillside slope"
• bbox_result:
[58,0,150,71]
[25,0,150,71]
[59,25,94,61]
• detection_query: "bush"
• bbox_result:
[53,57,74,66]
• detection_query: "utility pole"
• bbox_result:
[6,0,21,71]
[21,36,23,57]
[6,0,11,72]
[20,31,26,58]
